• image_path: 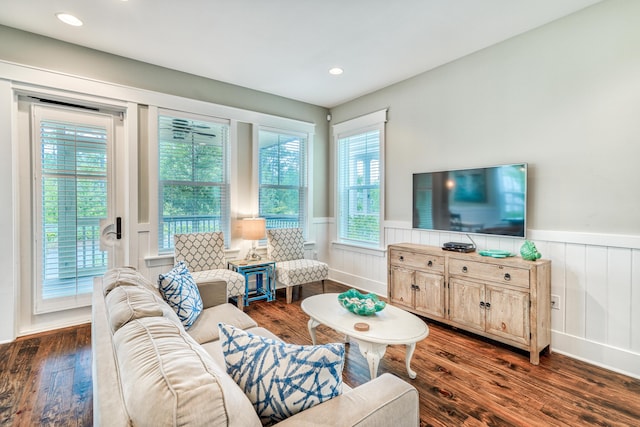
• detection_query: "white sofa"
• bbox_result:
[92,267,420,426]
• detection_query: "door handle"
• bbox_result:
[116,217,122,239]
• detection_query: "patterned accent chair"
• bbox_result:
[174,232,246,309]
[267,228,328,304]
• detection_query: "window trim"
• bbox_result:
[333,109,387,249]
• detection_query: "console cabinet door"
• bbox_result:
[389,266,414,309]
[485,286,530,346]
[414,270,445,319]
[449,278,484,332]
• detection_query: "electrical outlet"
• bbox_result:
[551,295,561,311]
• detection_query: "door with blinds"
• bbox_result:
[32,104,115,314]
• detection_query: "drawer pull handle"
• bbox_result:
[399,256,404,261]
[504,273,511,281]
[462,266,468,273]
[427,260,433,267]
[485,302,491,310]
[480,301,485,308]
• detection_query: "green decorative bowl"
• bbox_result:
[338,289,386,316]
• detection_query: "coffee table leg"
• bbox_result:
[307,318,320,345]
[405,342,417,379]
[356,340,387,380]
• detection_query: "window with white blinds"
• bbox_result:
[258,128,307,235]
[34,105,111,313]
[158,113,230,252]
[334,110,386,248]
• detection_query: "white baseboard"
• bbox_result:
[17,315,92,338]
[551,330,640,380]
[329,268,386,297]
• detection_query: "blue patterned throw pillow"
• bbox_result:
[158,261,203,329]
[218,323,344,426]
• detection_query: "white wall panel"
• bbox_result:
[585,245,607,343]
[607,247,632,349]
[547,241,567,330]
[564,243,587,338]
[632,250,640,353]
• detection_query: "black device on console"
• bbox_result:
[442,241,476,253]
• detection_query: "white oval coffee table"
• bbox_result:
[301,293,429,380]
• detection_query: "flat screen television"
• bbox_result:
[412,163,527,238]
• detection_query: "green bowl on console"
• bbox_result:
[337,289,386,316]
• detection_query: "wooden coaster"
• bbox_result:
[354,322,369,332]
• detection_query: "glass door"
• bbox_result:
[32,104,115,314]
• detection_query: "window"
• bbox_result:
[158,112,230,252]
[334,110,386,248]
[258,128,307,235]
[33,104,112,313]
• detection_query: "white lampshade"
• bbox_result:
[242,218,266,240]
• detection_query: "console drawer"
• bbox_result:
[448,258,529,288]
[389,249,445,273]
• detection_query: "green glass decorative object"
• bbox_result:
[520,240,541,261]
[338,289,386,316]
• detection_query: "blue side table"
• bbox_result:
[227,259,276,306]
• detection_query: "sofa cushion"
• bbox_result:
[114,316,261,427]
[104,285,165,333]
[218,323,344,426]
[159,261,203,329]
[102,266,159,295]
[187,303,258,345]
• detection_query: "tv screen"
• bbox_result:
[412,163,527,238]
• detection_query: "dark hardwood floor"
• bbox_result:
[0,322,92,426]
[1,280,639,426]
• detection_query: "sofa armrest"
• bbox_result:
[197,279,228,309]
[276,373,419,427]
[92,278,131,427]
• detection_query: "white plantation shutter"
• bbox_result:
[158,112,230,252]
[334,110,386,248]
[258,128,307,236]
[34,105,112,313]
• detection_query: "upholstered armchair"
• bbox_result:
[266,228,328,304]
[174,232,246,309]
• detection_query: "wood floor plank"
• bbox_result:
[0,338,19,425]
[73,326,93,426]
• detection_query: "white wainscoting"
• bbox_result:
[322,220,640,380]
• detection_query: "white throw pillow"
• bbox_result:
[218,323,345,426]
[158,261,203,329]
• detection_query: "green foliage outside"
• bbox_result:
[158,117,226,219]
[258,133,305,220]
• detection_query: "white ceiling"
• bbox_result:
[0,0,602,108]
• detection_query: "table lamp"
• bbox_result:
[242,218,266,260]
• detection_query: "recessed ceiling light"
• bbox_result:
[329,67,344,76]
[56,13,83,27]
